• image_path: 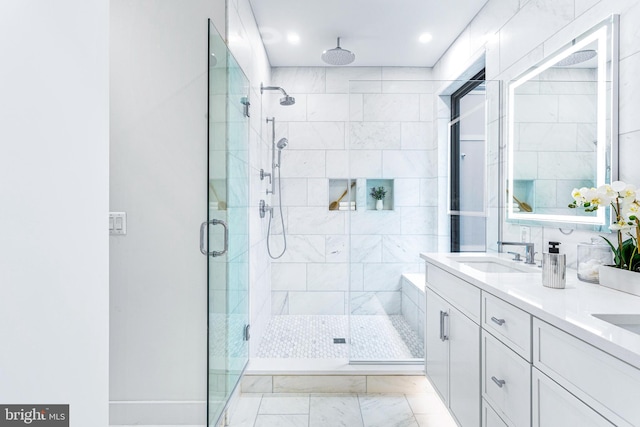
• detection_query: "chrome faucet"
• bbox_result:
[498,241,536,265]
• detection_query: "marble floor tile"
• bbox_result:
[227,394,263,427]
[258,393,310,415]
[358,394,419,427]
[254,414,309,427]
[414,412,458,427]
[309,394,364,427]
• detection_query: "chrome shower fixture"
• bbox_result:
[276,138,288,167]
[556,49,597,66]
[321,37,355,66]
[260,83,296,106]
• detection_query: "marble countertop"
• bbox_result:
[420,252,640,370]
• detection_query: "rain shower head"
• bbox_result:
[556,49,597,66]
[261,83,296,105]
[321,37,355,66]
[277,138,288,149]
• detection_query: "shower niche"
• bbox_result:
[366,178,394,211]
[328,179,357,211]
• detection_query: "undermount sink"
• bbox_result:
[592,314,640,336]
[449,256,539,274]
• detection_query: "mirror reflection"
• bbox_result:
[507,15,618,226]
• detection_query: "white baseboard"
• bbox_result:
[109,400,206,425]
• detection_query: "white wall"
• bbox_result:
[434,0,640,266]
[0,0,109,425]
[109,1,224,424]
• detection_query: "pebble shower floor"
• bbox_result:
[257,315,424,359]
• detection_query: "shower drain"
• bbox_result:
[333,338,346,344]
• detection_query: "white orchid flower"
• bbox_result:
[611,181,627,192]
[610,219,634,232]
[571,187,587,204]
[584,187,604,206]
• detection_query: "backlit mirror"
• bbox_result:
[506,15,618,227]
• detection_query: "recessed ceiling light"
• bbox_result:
[287,33,300,45]
[419,33,433,44]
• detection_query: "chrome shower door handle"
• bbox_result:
[199,219,229,257]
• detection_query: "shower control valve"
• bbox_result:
[259,199,273,219]
[260,168,271,183]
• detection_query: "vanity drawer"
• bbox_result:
[426,263,481,323]
[532,367,614,427]
[482,331,531,427]
[482,399,508,427]
[482,292,532,361]
[533,319,640,427]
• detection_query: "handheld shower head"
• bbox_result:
[276,138,288,167]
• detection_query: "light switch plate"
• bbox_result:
[109,212,127,235]
[520,226,531,243]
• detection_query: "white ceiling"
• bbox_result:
[248,0,489,67]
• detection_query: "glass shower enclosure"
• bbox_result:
[206,20,250,426]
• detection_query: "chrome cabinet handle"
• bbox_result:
[199,219,229,257]
[491,376,506,388]
[438,310,450,341]
[491,316,506,326]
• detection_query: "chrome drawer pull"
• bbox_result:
[491,316,506,326]
[491,376,506,388]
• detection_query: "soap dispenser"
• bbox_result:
[542,241,566,289]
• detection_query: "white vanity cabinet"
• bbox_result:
[425,264,481,427]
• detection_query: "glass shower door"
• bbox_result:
[206,20,250,426]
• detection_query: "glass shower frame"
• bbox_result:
[207,20,250,426]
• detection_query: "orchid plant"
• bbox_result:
[569,181,640,271]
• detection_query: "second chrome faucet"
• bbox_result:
[497,241,536,264]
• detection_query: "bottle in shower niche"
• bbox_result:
[542,241,566,289]
[577,237,613,283]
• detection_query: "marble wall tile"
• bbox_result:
[618,130,640,184]
[307,94,350,122]
[349,150,384,177]
[273,376,366,393]
[512,151,538,179]
[420,94,435,123]
[381,67,432,80]
[367,376,429,393]
[499,0,574,72]
[278,150,326,178]
[419,178,439,207]
[272,263,307,291]
[351,292,401,315]
[382,150,434,177]
[309,394,363,427]
[325,235,348,262]
[516,123,577,152]
[619,52,640,135]
[393,179,421,207]
[271,235,325,263]
[401,122,434,150]
[272,67,326,94]
[619,1,640,61]
[363,94,420,122]
[358,394,418,427]
[241,375,273,393]
[400,207,437,235]
[288,291,345,315]
[279,178,309,207]
[382,80,433,94]
[350,211,401,235]
[383,235,435,263]
[326,67,382,93]
[287,207,345,235]
[265,94,308,122]
[272,291,289,315]
[513,94,558,122]
[350,94,364,121]
[558,94,597,123]
[350,263,364,292]
[363,263,407,292]
[350,122,401,150]
[538,151,594,180]
[307,178,330,207]
[307,263,349,291]
[350,235,383,263]
[325,150,349,177]
[289,122,345,150]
